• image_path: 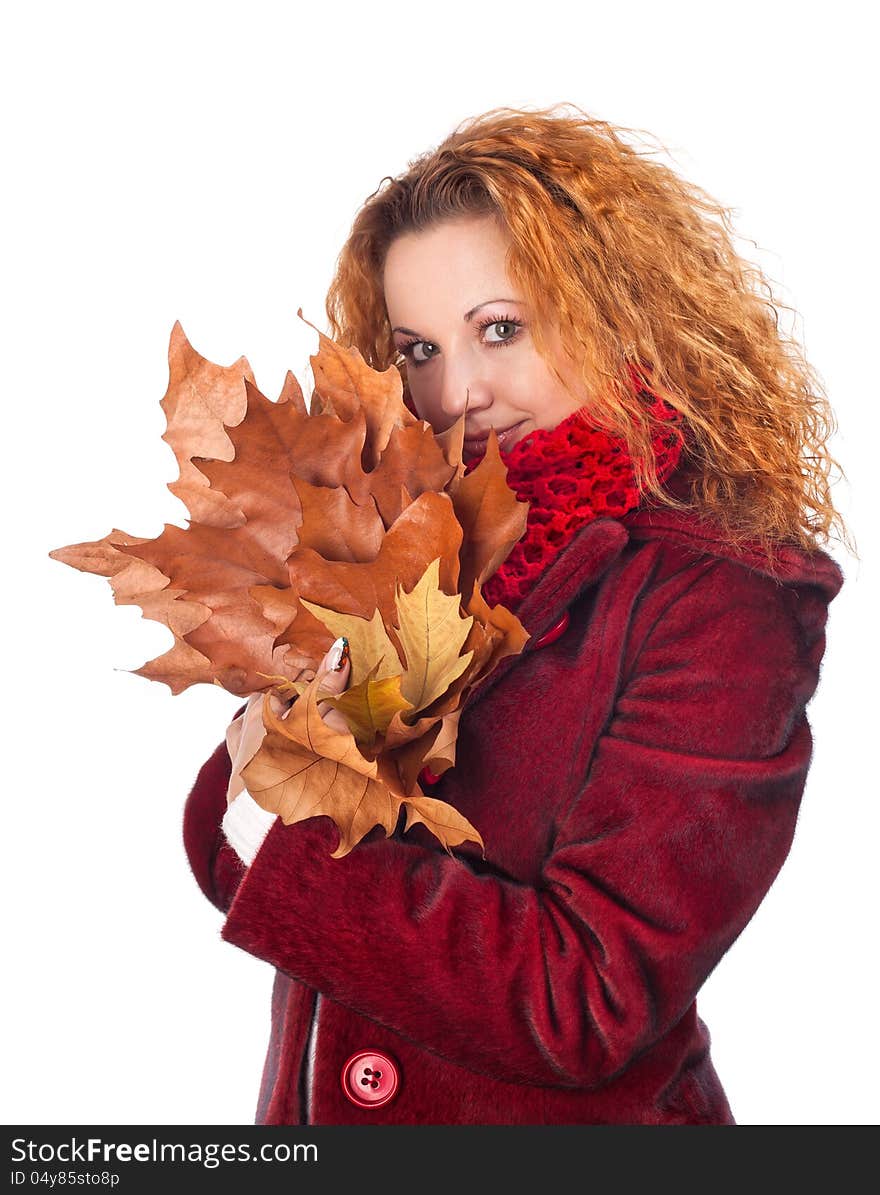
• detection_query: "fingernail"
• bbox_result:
[327,636,350,671]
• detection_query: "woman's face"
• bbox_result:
[383,214,585,463]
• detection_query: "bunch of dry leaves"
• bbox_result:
[49,314,531,857]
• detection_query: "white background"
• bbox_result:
[3,0,876,1127]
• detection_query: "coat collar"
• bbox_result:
[460,462,845,716]
[620,461,844,603]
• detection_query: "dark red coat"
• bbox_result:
[183,481,844,1125]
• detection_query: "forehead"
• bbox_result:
[383,215,517,321]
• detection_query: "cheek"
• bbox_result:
[404,375,443,424]
[520,356,582,425]
[402,386,419,417]
[516,354,563,407]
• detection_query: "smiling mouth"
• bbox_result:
[462,422,526,458]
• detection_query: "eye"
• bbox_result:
[482,320,520,343]
[476,315,524,348]
[397,339,439,367]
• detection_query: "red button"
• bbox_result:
[533,609,570,649]
[341,1050,400,1108]
[418,765,442,786]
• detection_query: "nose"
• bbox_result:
[438,354,492,423]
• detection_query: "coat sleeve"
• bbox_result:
[206,561,832,1089]
[182,702,249,915]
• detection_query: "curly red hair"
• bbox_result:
[324,102,855,567]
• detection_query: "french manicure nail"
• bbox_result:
[327,636,350,671]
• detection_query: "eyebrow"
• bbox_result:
[391,298,520,337]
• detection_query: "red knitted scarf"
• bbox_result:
[461,383,686,613]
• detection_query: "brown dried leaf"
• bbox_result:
[112,521,290,695]
[466,578,532,665]
[381,706,445,752]
[160,320,254,528]
[48,528,217,694]
[260,667,378,775]
[202,376,372,511]
[132,637,222,694]
[390,708,462,796]
[366,420,458,526]
[268,492,463,667]
[402,793,485,857]
[300,309,418,471]
[254,671,304,701]
[276,368,308,414]
[423,707,462,774]
[433,409,468,493]
[293,477,385,562]
[451,428,529,605]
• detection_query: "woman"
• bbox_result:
[183,104,851,1125]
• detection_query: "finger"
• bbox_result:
[316,636,351,697]
[227,691,283,806]
[319,708,351,736]
[246,690,289,731]
[316,638,351,726]
[226,716,244,761]
[266,691,295,720]
[235,694,274,777]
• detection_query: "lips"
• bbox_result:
[463,421,526,459]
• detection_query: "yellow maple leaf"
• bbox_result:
[321,663,415,746]
[393,557,474,712]
[297,602,402,690]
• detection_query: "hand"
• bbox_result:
[225,637,352,805]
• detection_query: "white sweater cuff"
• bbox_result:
[222,790,279,867]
